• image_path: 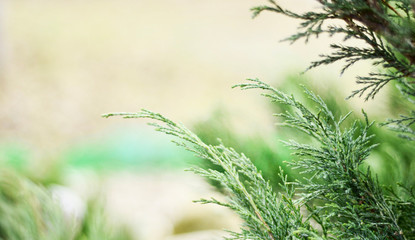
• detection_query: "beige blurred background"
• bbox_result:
[0,0,358,150]
[0,0,377,239]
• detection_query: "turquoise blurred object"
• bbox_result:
[65,126,193,171]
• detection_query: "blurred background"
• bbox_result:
[0,0,412,239]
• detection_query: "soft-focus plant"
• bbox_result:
[0,168,134,240]
[0,169,71,240]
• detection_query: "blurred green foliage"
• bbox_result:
[0,169,71,240]
[0,144,29,171]
[0,168,134,240]
[64,128,192,172]
[0,128,193,178]
[75,199,133,240]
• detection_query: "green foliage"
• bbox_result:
[75,200,133,240]
[192,110,293,191]
[275,76,415,188]
[105,0,415,239]
[64,129,191,172]
[235,79,403,239]
[192,74,415,192]
[253,0,415,100]
[253,0,415,143]
[103,79,414,238]
[0,168,134,240]
[103,110,316,239]
[0,170,71,240]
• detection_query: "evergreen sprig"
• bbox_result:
[253,0,415,101]
[235,78,406,239]
[103,111,316,240]
[381,78,415,140]
[382,110,415,140]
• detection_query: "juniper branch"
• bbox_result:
[102,111,317,240]
[253,0,415,100]
[234,78,406,239]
